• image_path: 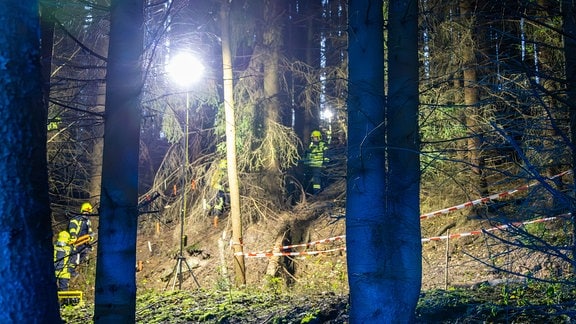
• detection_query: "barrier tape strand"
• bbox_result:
[420,170,571,221]
[421,214,570,243]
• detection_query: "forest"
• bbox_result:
[1,0,575,322]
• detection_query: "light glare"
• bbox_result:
[167,53,205,87]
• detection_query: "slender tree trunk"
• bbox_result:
[562,0,576,272]
[304,0,322,135]
[460,0,488,196]
[0,1,61,321]
[94,0,143,321]
[288,0,323,142]
[347,0,421,321]
[40,0,55,115]
[262,0,284,205]
[88,0,109,203]
[221,0,245,286]
[90,2,109,231]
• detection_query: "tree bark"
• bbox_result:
[94,0,143,321]
[460,0,488,196]
[221,0,246,286]
[0,1,61,321]
[387,0,422,316]
[346,0,421,322]
[562,0,576,273]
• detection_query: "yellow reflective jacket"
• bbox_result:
[54,241,75,279]
[305,141,328,168]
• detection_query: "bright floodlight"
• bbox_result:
[167,52,205,87]
[321,108,334,121]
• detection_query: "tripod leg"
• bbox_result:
[166,258,182,291]
[182,258,201,288]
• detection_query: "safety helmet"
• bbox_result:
[80,202,93,213]
[57,231,71,243]
[311,130,322,140]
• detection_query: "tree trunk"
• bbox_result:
[40,0,55,115]
[562,0,576,273]
[303,0,322,136]
[0,1,61,321]
[262,0,284,205]
[460,0,488,196]
[221,0,245,287]
[346,0,421,321]
[387,0,422,316]
[94,0,143,321]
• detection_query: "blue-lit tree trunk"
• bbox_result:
[0,1,62,322]
[563,0,576,273]
[94,0,143,321]
[346,0,421,322]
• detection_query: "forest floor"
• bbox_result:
[61,175,576,323]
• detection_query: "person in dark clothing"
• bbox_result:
[68,202,95,263]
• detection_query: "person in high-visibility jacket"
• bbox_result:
[208,160,229,226]
[68,202,95,263]
[54,231,78,291]
[304,130,329,193]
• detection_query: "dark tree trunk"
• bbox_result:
[562,0,576,273]
[94,0,143,321]
[0,1,61,321]
[346,0,421,321]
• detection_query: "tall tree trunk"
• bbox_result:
[262,0,283,206]
[460,0,488,196]
[387,0,422,316]
[288,0,322,142]
[262,0,284,204]
[94,0,143,321]
[303,0,323,136]
[562,0,576,273]
[221,0,245,286]
[0,1,61,321]
[347,0,421,321]
[89,0,110,230]
[40,0,55,115]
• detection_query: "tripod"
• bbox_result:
[166,109,201,291]
[167,251,200,290]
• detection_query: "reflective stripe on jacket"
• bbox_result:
[306,141,328,168]
[68,216,93,241]
[54,243,73,279]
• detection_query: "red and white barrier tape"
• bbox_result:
[237,171,572,258]
[235,247,346,258]
[238,214,571,257]
[240,235,346,256]
[278,235,345,251]
[421,214,571,243]
[420,170,571,221]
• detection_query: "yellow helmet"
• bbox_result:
[57,231,71,243]
[311,130,322,140]
[80,202,93,213]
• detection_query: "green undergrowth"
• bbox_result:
[60,289,348,323]
[61,280,576,323]
[416,279,576,323]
